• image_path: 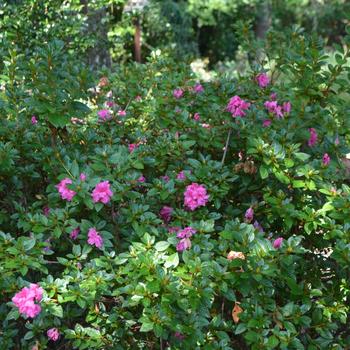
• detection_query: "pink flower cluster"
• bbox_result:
[194,83,204,93]
[256,73,270,88]
[87,228,103,249]
[264,100,291,118]
[176,171,186,181]
[56,178,76,201]
[31,116,38,124]
[97,109,112,121]
[308,128,318,147]
[245,207,254,222]
[173,88,184,99]
[226,95,251,117]
[160,206,173,223]
[70,227,80,240]
[92,181,113,204]
[184,183,209,211]
[12,284,43,318]
[128,143,139,153]
[323,153,330,166]
[176,227,196,252]
[273,237,283,249]
[47,328,60,341]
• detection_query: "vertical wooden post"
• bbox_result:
[134,17,141,63]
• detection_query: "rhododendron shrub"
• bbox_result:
[1,30,350,349]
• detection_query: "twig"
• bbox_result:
[221,129,232,166]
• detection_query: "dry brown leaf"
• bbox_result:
[232,302,243,324]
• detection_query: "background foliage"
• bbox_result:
[1,0,350,349]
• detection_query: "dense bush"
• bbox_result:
[1,28,350,349]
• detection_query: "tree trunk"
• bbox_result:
[255,0,272,40]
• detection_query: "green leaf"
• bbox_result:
[295,152,310,161]
[164,253,179,268]
[154,241,170,251]
[259,165,269,179]
[48,114,71,128]
[140,320,154,332]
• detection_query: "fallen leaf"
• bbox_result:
[232,302,243,324]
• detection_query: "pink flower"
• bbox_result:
[194,83,204,93]
[184,183,209,211]
[174,332,185,340]
[322,153,331,166]
[173,88,184,99]
[176,238,191,252]
[160,206,173,223]
[193,112,200,121]
[92,181,113,204]
[106,101,114,108]
[12,284,43,318]
[79,173,86,181]
[264,100,283,118]
[308,128,318,147]
[201,123,211,129]
[273,237,283,249]
[70,227,80,240]
[161,175,170,183]
[176,227,196,239]
[128,143,138,153]
[135,95,142,101]
[226,95,251,117]
[245,207,254,222]
[97,109,111,121]
[270,92,277,100]
[31,116,38,124]
[43,206,50,216]
[256,73,270,88]
[56,178,76,201]
[118,110,126,116]
[47,328,60,341]
[137,175,146,183]
[282,101,291,114]
[87,228,103,249]
[263,119,272,127]
[177,171,186,181]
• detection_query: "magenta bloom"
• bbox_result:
[97,109,111,121]
[106,101,114,108]
[173,88,184,99]
[184,183,209,211]
[282,101,291,114]
[226,95,251,117]
[177,171,186,181]
[308,128,318,147]
[323,153,331,166]
[12,284,43,318]
[176,226,196,239]
[79,173,86,181]
[70,227,80,240]
[193,112,200,121]
[273,237,283,249]
[128,143,138,153]
[47,328,60,341]
[174,332,185,340]
[194,83,204,93]
[264,100,283,118]
[43,206,50,216]
[256,73,270,88]
[31,116,38,124]
[270,92,277,100]
[137,175,146,183]
[87,228,103,249]
[176,238,191,252]
[263,119,272,127]
[56,178,76,201]
[160,206,173,223]
[118,110,126,116]
[92,181,113,204]
[245,207,254,222]
[161,175,170,183]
